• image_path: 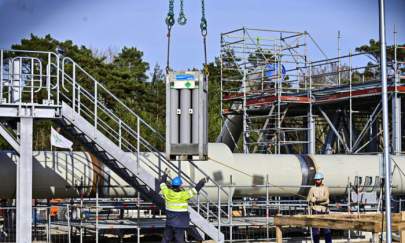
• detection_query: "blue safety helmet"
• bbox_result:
[314,172,324,180]
[171,176,183,187]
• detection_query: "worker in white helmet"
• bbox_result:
[307,172,332,243]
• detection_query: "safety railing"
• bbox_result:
[0,49,59,106]
[57,56,230,227]
[302,52,388,90]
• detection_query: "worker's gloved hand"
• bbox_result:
[161,168,170,183]
[200,177,209,184]
[195,177,208,192]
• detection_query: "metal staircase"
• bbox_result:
[0,49,226,242]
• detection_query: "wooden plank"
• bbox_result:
[274,212,405,233]
[278,212,404,222]
[276,225,282,243]
[274,215,379,232]
[391,222,405,231]
[401,230,405,243]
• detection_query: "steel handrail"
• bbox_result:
[59,72,225,201]
[61,82,227,220]
[61,57,165,141]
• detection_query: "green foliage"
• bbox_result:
[248,48,276,67]
[355,39,403,62]
[356,39,405,74]
[206,59,223,142]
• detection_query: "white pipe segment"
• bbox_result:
[0,151,136,199]
[0,144,405,200]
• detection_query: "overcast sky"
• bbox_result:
[0,0,404,70]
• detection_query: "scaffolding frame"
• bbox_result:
[220,28,311,154]
[219,27,404,155]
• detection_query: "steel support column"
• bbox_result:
[392,95,401,154]
[379,0,392,241]
[307,63,315,154]
[322,111,340,154]
[16,117,33,243]
[392,23,401,155]
[319,108,350,152]
[368,115,379,152]
[307,111,315,154]
[341,111,358,153]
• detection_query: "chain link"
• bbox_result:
[201,0,206,20]
[178,0,187,25]
[166,0,175,73]
[166,0,175,28]
[200,0,209,78]
[200,0,207,37]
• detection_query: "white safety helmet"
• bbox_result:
[314,172,324,180]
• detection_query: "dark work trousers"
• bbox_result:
[161,225,186,243]
[311,211,332,243]
[312,227,332,243]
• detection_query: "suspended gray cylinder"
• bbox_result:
[170,89,179,144]
[192,89,199,144]
[180,89,191,143]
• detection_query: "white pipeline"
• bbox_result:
[0,143,404,200]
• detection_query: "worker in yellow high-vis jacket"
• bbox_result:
[160,171,208,243]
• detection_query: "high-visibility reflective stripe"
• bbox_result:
[166,202,188,207]
[165,207,189,212]
[166,198,189,212]
[166,201,189,212]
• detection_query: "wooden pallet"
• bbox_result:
[274,212,405,243]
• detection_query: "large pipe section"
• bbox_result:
[0,151,136,199]
[1,144,405,200]
[216,106,243,152]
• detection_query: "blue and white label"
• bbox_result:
[176,74,195,81]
